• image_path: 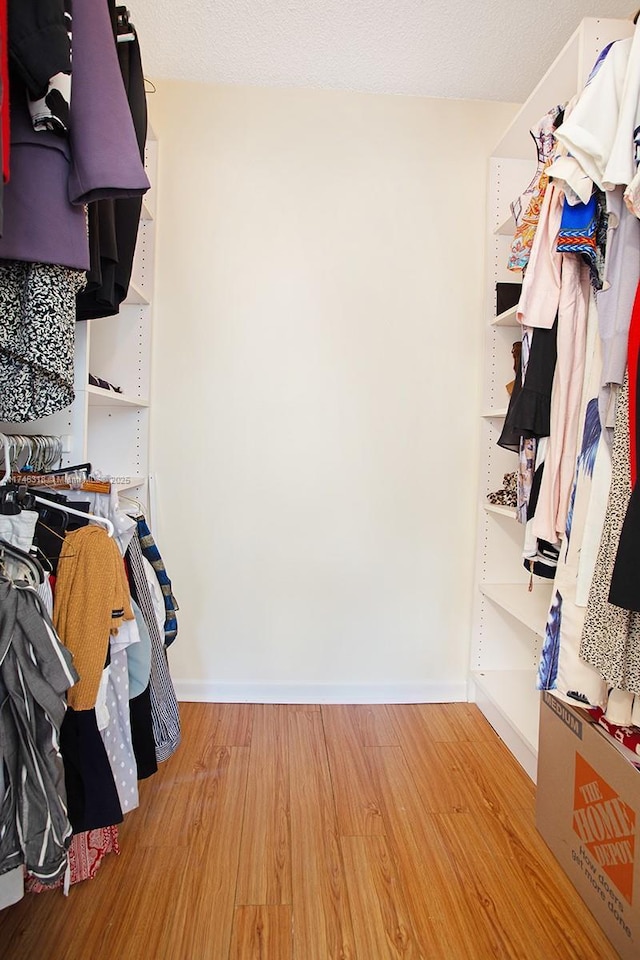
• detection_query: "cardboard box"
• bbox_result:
[537,691,640,960]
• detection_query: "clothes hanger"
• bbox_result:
[0,537,45,585]
[0,435,114,537]
[118,492,146,516]
[33,496,115,538]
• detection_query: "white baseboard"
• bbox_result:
[173,680,468,704]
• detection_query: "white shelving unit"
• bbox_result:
[491,305,519,327]
[0,131,158,500]
[483,503,518,520]
[470,17,633,782]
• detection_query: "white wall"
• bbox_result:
[148,82,516,702]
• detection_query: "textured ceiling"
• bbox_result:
[129,0,637,102]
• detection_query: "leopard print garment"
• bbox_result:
[579,374,640,694]
[0,260,85,423]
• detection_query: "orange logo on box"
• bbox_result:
[573,753,635,905]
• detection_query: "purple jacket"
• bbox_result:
[0,0,150,270]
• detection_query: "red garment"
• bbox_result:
[0,0,8,182]
[588,706,640,766]
[25,826,120,892]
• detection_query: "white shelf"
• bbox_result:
[484,503,517,520]
[480,581,553,637]
[470,670,540,780]
[494,213,515,237]
[481,407,508,418]
[491,305,519,327]
[115,476,146,492]
[124,280,150,305]
[141,198,154,221]
[87,385,149,408]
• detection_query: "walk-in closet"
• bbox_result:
[1,3,640,959]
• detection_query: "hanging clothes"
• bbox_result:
[553,38,631,193]
[0,0,9,234]
[135,515,179,647]
[0,580,77,883]
[533,258,591,545]
[499,320,558,451]
[59,704,123,833]
[53,524,134,712]
[597,188,640,438]
[0,260,84,423]
[508,105,562,272]
[77,2,148,320]
[537,302,608,705]
[126,532,181,763]
[579,377,640,695]
[608,280,640,610]
[100,638,140,815]
[7,0,72,136]
[25,826,120,893]
[0,0,149,271]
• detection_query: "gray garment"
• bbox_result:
[598,187,640,439]
[0,580,77,883]
[126,533,180,763]
[100,648,139,814]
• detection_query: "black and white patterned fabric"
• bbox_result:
[126,532,181,763]
[580,376,640,694]
[0,260,84,423]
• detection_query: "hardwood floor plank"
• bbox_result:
[385,705,481,813]
[132,703,225,849]
[349,704,399,746]
[364,745,459,955]
[236,704,292,905]
[414,702,498,741]
[430,813,560,960]
[340,835,424,959]
[163,745,251,959]
[322,705,385,836]
[455,739,536,809]
[208,702,254,746]
[288,707,356,960]
[229,905,293,960]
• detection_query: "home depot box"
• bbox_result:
[537,691,640,960]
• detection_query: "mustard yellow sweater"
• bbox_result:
[53,525,134,711]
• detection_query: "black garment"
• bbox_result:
[498,319,558,452]
[129,684,158,780]
[497,344,524,452]
[59,707,123,833]
[7,0,70,99]
[76,4,147,321]
[522,455,560,579]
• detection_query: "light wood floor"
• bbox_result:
[0,702,620,960]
